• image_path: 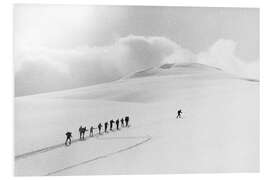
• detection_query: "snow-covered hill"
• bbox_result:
[15,63,259,175]
[124,63,224,79]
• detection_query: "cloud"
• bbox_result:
[15,35,182,96]
[117,35,179,72]
[15,35,259,96]
[162,48,196,64]
[197,39,259,79]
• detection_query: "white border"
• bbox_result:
[0,0,268,180]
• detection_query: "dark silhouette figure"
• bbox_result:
[79,126,83,140]
[89,126,96,137]
[104,122,109,133]
[109,120,115,131]
[98,123,103,134]
[116,119,120,130]
[81,126,88,140]
[79,126,88,140]
[65,132,72,146]
[125,116,130,127]
[121,118,124,127]
[176,109,182,118]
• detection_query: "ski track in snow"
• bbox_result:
[15,124,152,176]
[46,135,152,176]
[15,127,134,160]
[15,133,98,160]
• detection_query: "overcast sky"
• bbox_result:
[14,5,259,96]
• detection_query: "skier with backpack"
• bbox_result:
[125,116,130,127]
[109,119,115,131]
[65,131,72,146]
[176,109,183,118]
[120,118,124,127]
[89,126,96,137]
[116,119,120,130]
[98,123,103,134]
[79,126,83,140]
[81,126,88,140]
[79,126,88,140]
[104,122,109,133]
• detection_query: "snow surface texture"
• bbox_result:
[15,63,259,176]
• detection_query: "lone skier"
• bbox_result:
[109,119,115,131]
[176,109,183,118]
[120,118,124,127]
[125,116,130,127]
[116,119,120,130]
[65,131,72,146]
[104,122,109,133]
[98,123,103,134]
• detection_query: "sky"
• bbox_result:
[14,5,259,96]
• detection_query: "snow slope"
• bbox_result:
[15,63,259,176]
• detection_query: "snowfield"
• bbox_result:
[15,63,259,176]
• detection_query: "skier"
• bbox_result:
[116,119,120,130]
[104,122,109,133]
[120,118,124,127]
[81,126,88,140]
[98,123,103,134]
[79,126,83,140]
[89,126,96,137]
[109,119,115,131]
[125,116,130,127]
[65,131,72,146]
[176,109,183,118]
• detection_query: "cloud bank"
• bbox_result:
[196,39,259,79]
[15,35,259,96]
